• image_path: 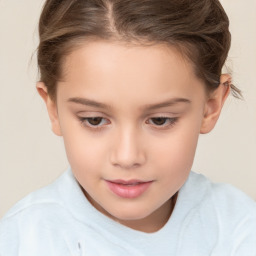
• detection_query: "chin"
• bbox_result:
[107,205,153,221]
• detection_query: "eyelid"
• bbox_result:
[78,116,111,131]
[146,116,179,129]
[76,110,110,117]
[76,112,179,132]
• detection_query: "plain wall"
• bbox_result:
[0,0,255,218]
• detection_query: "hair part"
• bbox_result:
[37,0,242,102]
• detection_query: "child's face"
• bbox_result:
[38,41,229,232]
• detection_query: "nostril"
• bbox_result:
[112,162,141,170]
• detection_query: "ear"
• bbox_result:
[200,74,231,134]
[36,82,62,136]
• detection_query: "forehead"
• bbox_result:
[63,40,193,79]
[59,40,205,103]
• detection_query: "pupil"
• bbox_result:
[152,118,166,125]
[89,117,102,125]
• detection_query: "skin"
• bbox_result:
[37,40,230,233]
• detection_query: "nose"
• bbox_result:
[110,126,146,169]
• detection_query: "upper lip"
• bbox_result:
[106,179,153,185]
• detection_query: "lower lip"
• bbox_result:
[105,181,153,199]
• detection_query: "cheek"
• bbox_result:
[64,136,105,169]
[150,124,200,180]
[59,118,107,174]
[62,133,108,192]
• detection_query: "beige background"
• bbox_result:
[0,0,255,218]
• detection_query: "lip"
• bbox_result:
[105,179,153,199]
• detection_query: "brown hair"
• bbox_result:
[37,0,241,101]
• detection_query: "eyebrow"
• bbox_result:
[67,97,191,110]
[68,97,111,109]
[142,98,191,110]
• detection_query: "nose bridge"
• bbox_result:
[110,124,145,169]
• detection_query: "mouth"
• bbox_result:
[105,179,153,199]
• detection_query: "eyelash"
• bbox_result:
[146,117,178,128]
[79,117,110,131]
[78,116,179,131]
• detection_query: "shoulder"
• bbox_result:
[0,169,80,254]
[0,168,85,227]
[187,171,256,214]
[0,169,77,230]
[1,173,66,222]
[178,171,256,253]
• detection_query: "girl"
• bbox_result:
[0,0,255,255]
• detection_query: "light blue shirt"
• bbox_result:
[0,168,256,255]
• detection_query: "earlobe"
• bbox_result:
[200,74,231,134]
[36,82,62,136]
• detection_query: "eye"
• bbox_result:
[146,117,178,128]
[79,117,110,128]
